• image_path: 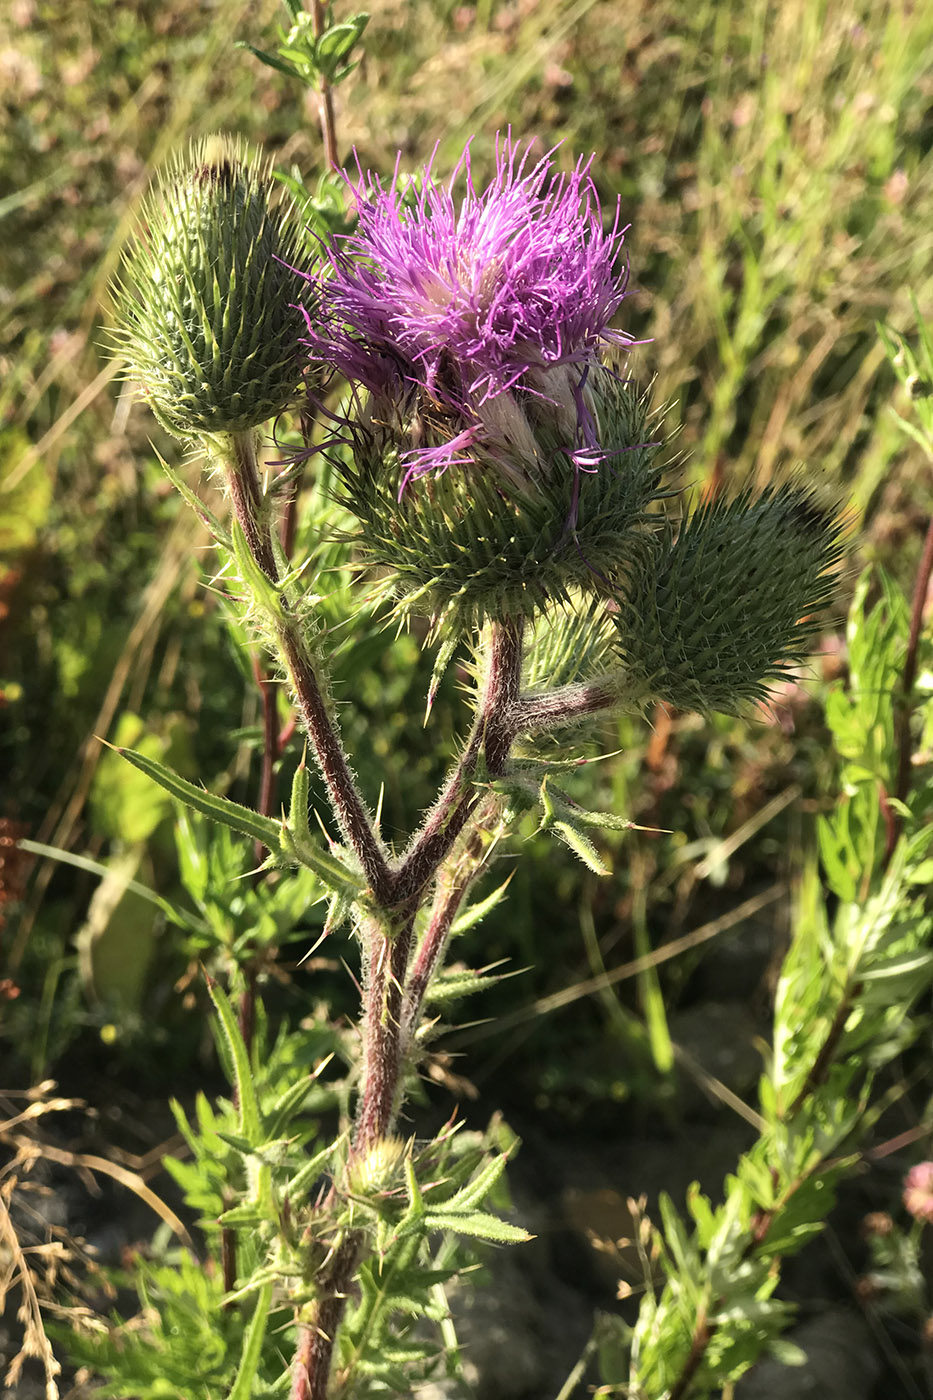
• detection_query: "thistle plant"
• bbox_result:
[66,116,857,1400]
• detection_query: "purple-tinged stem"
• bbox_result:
[225,431,393,905]
[290,909,415,1399]
[311,1,339,173]
[394,618,524,903]
[290,1235,360,1400]
[289,620,523,1399]
[481,616,524,776]
[510,675,622,736]
[355,909,417,1153]
[403,798,499,1039]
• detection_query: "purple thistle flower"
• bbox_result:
[303,133,633,490]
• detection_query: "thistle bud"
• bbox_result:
[114,135,309,438]
[611,487,844,713]
[344,369,663,627]
[346,1136,408,1200]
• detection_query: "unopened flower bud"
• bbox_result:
[346,1136,408,1199]
[114,134,309,437]
[611,486,844,713]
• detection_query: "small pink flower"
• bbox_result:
[903,1162,933,1224]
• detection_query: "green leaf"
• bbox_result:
[422,1210,532,1244]
[451,878,513,935]
[435,1152,512,1215]
[217,1200,265,1227]
[236,41,303,80]
[206,978,261,1148]
[231,519,285,619]
[228,1282,272,1400]
[116,745,284,853]
[287,1134,345,1204]
[424,960,515,1006]
[553,820,611,875]
[18,838,205,938]
[155,448,232,547]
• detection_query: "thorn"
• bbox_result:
[296,927,331,967]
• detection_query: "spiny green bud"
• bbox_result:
[346,1136,408,1200]
[113,134,310,437]
[343,371,665,630]
[611,486,844,713]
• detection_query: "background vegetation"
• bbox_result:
[2,0,932,1394]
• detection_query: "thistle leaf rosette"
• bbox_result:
[306,136,663,626]
[114,135,309,438]
[611,487,844,713]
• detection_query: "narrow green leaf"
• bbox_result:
[116,746,284,852]
[231,519,285,618]
[451,878,513,935]
[423,1210,531,1244]
[437,1152,510,1215]
[215,1130,253,1155]
[553,820,611,876]
[217,1201,265,1227]
[288,755,313,846]
[287,1133,345,1203]
[155,448,231,547]
[236,41,303,81]
[228,1281,272,1400]
[206,978,261,1148]
[426,629,459,722]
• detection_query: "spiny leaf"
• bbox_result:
[115,746,283,852]
[552,820,611,875]
[228,1282,273,1400]
[205,977,261,1148]
[450,877,513,935]
[422,1210,532,1244]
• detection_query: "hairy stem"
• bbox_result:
[886,509,933,861]
[290,1236,361,1400]
[291,621,523,1398]
[355,910,416,1153]
[311,0,339,172]
[395,617,524,902]
[403,797,500,1038]
[224,430,393,904]
[292,909,415,1399]
[511,674,623,736]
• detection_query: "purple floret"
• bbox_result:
[304,133,632,483]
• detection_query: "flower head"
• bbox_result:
[303,135,661,628]
[904,1162,933,1224]
[305,133,632,487]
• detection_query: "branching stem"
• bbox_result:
[290,620,524,1399]
[395,618,524,902]
[403,797,500,1038]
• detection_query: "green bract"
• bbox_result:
[340,371,665,629]
[114,134,309,437]
[612,486,844,713]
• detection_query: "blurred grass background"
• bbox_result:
[1,0,932,1116]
